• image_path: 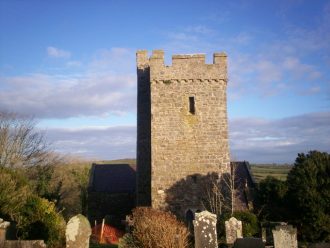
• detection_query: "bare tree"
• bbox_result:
[202,174,225,216]
[222,162,237,215]
[0,112,49,168]
[202,162,238,216]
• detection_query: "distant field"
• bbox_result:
[96,159,136,166]
[58,158,291,184]
[249,164,292,183]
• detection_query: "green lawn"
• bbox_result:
[250,164,292,183]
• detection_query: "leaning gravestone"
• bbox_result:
[225,217,243,244]
[66,214,91,248]
[193,211,218,248]
[272,225,298,248]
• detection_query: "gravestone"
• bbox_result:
[261,228,266,243]
[66,214,91,248]
[193,211,218,248]
[0,218,10,243]
[225,217,243,244]
[272,225,298,248]
[234,238,265,248]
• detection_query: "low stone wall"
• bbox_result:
[1,240,46,248]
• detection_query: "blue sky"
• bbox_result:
[0,0,329,163]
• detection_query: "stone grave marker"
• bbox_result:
[193,211,218,248]
[0,218,10,243]
[272,225,298,248]
[233,237,265,248]
[66,214,91,248]
[225,217,243,244]
[261,227,266,243]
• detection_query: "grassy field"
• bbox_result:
[96,158,136,166]
[249,164,292,183]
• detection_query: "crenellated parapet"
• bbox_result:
[137,50,227,81]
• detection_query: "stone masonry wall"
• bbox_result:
[136,50,230,216]
[136,50,152,206]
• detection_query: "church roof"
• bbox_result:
[88,163,136,193]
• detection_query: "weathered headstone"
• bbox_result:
[261,228,266,243]
[0,218,10,243]
[193,211,218,248]
[234,238,265,248]
[272,225,298,248]
[66,214,91,248]
[225,217,243,244]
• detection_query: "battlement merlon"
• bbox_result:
[137,50,149,69]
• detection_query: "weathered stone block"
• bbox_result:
[225,217,243,244]
[193,211,217,248]
[66,214,91,248]
[272,225,298,248]
[0,218,10,243]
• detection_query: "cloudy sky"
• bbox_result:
[1,0,329,163]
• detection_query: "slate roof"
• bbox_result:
[232,161,256,211]
[88,164,136,193]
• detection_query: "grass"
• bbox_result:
[97,158,136,166]
[250,164,292,183]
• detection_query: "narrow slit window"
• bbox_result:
[189,96,195,114]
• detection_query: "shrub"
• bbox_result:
[119,233,139,248]
[216,211,259,243]
[233,211,259,237]
[0,167,32,221]
[256,176,288,221]
[287,151,330,242]
[19,195,66,247]
[120,207,190,248]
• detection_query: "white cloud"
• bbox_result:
[66,61,82,67]
[160,2,329,100]
[300,86,321,96]
[0,47,136,118]
[42,112,330,163]
[231,32,253,45]
[47,46,71,58]
[88,47,135,75]
[184,25,215,35]
[229,112,330,163]
[0,73,136,118]
[44,125,136,160]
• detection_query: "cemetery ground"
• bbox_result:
[2,152,329,247]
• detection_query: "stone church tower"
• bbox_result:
[136,50,230,216]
